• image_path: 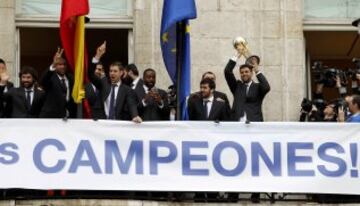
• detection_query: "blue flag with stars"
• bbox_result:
[160,0,197,120]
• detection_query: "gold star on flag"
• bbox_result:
[162,32,169,43]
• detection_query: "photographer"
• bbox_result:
[300,98,338,122]
[349,58,360,95]
[338,95,360,122]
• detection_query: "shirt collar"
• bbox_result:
[113,81,121,87]
[245,81,253,86]
[57,74,67,81]
[24,86,34,92]
[203,95,214,102]
[143,85,154,93]
[132,77,140,86]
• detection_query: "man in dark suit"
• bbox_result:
[224,55,270,122]
[124,64,144,91]
[0,66,45,118]
[190,71,231,114]
[0,58,14,117]
[134,68,169,121]
[88,41,142,123]
[39,48,77,118]
[188,78,228,121]
[85,62,106,119]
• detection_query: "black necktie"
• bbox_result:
[245,83,250,96]
[108,84,116,119]
[25,90,32,111]
[203,100,209,119]
[61,78,67,95]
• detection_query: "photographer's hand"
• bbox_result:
[315,83,324,94]
[335,75,341,88]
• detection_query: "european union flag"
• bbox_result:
[160,0,197,120]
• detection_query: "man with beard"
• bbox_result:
[134,68,169,121]
[123,63,144,90]
[39,48,77,118]
[88,41,142,122]
[0,66,45,118]
[85,61,106,119]
[188,78,229,121]
[224,54,270,122]
[224,53,270,203]
[189,71,230,116]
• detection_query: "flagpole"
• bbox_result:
[176,21,185,120]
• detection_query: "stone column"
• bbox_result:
[0,0,16,81]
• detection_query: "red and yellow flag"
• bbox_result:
[60,0,89,104]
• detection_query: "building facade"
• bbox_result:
[0,0,358,121]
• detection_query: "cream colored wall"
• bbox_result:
[0,0,306,121]
[0,0,16,82]
[134,0,306,121]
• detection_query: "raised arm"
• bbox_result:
[224,59,238,94]
[88,41,106,89]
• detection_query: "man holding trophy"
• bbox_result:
[224,37,270,122]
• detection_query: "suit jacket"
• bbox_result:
[134,85,170,121]
[190,90,231,115]
[133,78,144,91]
[85,83,106,119]
[188,95,229,121]
[0,81,14,118]
[0,86,45,118]
[39,70,77,118]
[88,63,138,120]
[224,60,270,121]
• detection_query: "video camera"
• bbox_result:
[301,98,326,113]
[312,61,348,88]
[347,58,360,81]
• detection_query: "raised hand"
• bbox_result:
[152,92,162,105]
[0,72,10,85]
[95,41,106,60]
[53,47,64,65]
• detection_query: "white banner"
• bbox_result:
[1,119,360,194]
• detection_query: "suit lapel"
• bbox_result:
[135,84,146,100]
[102,80,112,101]
[208,100,220,120]
[17,87,28,110]
[31,89,41,110]
[196,99,206,119]
[115,85,125,112]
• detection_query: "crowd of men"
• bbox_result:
[300,72,360,123]
[0,41,272,124]
[1,41,360,203]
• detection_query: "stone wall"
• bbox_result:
[0,0,16,81]
[134,0,305,121]
[0,0,306,121]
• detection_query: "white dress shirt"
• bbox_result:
[24,86,35,105]
[104,81,121,118]
[132,77,141,90]
[203,95,214,118]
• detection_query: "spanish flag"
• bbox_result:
[60,0,89,104]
